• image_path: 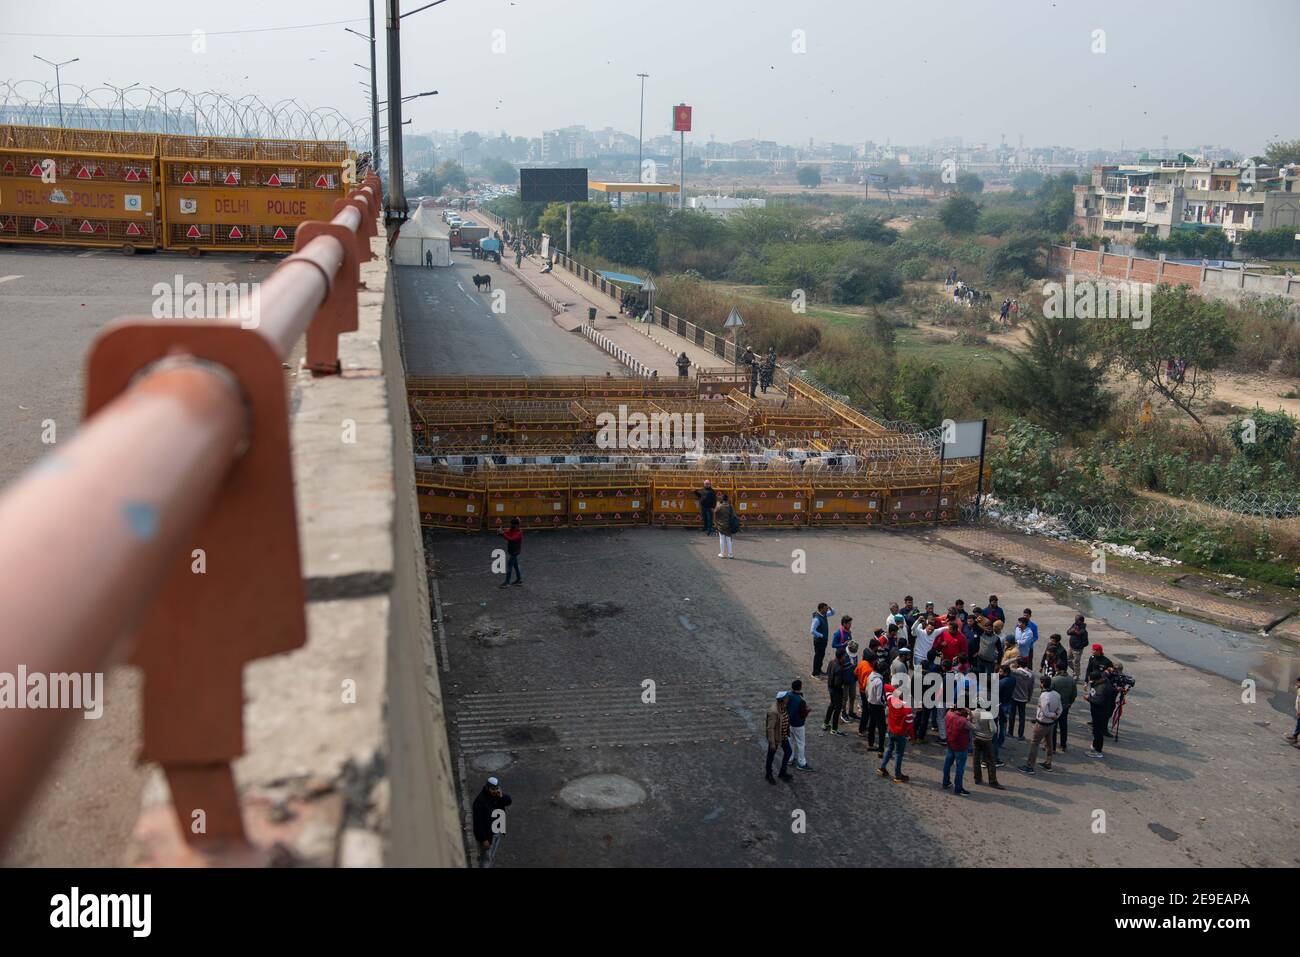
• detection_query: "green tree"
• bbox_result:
[955,172,984,195]
[914,169,942,196]
[413,160,468,196]
[796,166,823,188]
[1013,169,1045,193]
[998,309,1112,435]
[588,214,659,270]
[1032,173,1079,232]
[1093,285,1236,442]
[938,194,981,234]
[727,205,816,250]
[836,207,898,244]
[480,157,516,184]
[537,202,611,252]
[1264,139,1300,166]
[1228,407,1298,461]
[985,232,1046,281]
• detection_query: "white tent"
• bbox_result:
[393,203,451,266]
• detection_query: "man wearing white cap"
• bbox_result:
[765,691,793,783]
[471,776,513,867]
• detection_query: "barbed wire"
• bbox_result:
[0,80,367,148]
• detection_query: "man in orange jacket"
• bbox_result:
[877,683,914,783]
[854,645,875,737]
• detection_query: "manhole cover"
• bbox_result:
[472,752,514,772]
[557,773,646,811]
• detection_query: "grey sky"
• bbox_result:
[3,0,1295,153]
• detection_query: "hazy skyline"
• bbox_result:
[2,0,1295,154]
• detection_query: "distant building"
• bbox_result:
[1073,158,1300,242]
[688,195,766,218]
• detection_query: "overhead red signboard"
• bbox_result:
[673,104,692,132]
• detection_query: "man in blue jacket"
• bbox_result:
[786,679,813,771]
[810,602,834,678]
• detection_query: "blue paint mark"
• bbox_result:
[33,456,70,475]
[123,502,160,540]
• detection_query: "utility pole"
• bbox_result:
[33,56,78,127]
[385,0,407,219]
[105,82,139,132]
[369,0,380,169]
[636,72,649,197]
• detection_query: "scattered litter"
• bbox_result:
[982,498,1182,566]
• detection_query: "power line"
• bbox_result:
[0,18,365,40]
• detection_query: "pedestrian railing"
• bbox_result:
[0,173,383,853]
[580,324,654,377]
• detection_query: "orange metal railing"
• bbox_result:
[0,172,382,855]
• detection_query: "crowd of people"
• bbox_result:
[765,594,1134,794]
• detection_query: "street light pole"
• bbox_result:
[105,82,140,132]
[384,0,407,219]
[636,72,649,193]
[344,3,381,172]
[33,55,78,127]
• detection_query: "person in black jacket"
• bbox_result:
[471,777,513,867]
[1086,672,1117,758]
[823,648,849,736]
[694,479,717,535]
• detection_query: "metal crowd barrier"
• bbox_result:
[0,173,382,852]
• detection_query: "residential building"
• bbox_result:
[1073,158,1300,242]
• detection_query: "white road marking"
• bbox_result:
[0,275,22,285]
[76,251,99,258]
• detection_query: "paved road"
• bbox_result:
[431,525,1298,868]
[0,245,279,865]
[404,252,1298,867]
[395,251,619,376]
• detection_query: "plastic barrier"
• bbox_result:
[0,126,159,251]
[698,371,748,399]
[808,483,886,526]
[732,476,809,527]
[484,476,569,529]
[569,479,651,528]
[416,473,486,530]
[886,483,963,525]
[652,475,725,528]
[158,134,348,254]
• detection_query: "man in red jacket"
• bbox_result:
[500,518,523,587]
[877,684,913,783]
[942,707,975,796]
[937,620,966,665]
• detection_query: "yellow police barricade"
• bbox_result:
[885,483,962,525]
[807,482,886,527]
[697,373,748,400]
[416,472,486,530]
[483,475,569,530]
[569,478,651,529]
[158,134,347,254]
[652,475,727,528]
[0,125,159,252]
[732,475,810,528]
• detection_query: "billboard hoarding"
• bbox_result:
[519,168,588,204]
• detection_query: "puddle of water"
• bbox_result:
[1079,594,1299,717]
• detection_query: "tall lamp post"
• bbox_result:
[345,4,380,171]
[33,55,78,127]
[105,81,140,132]
[636,72,649,198]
